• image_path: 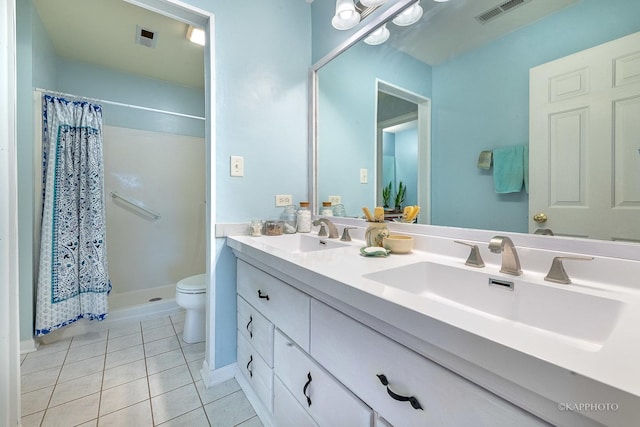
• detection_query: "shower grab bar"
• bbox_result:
[110,191,161,220]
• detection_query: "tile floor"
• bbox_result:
[20,310,262,427]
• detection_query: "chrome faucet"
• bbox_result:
[312,218,339,239]
[488,236,522,275]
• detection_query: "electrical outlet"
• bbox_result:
[360,168,368,184]
[275,194,293,207]
[328,195,341,205]
[230,156,244,177]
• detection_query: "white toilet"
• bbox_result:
[175,273,206,344]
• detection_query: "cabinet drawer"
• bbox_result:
[311,300,546,427]
[237,260,310,350]
[237,295,274,367]
[273,376,319,427]
[274,329,372,427]
[237,332,273,413]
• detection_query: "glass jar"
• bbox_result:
[249,220,264,237]
[296,201,312,233]
[332,203,346,217]
[264,220,284,236]
[321,201,333,216]
[281,205,297,234]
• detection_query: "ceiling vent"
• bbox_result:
[476,0,531,24]
[135,25,157,48]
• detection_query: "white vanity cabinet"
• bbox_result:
[237,259,310,351]
[236,257,311,414]
[274,329,372,427]
[273,376,319,427]
[236,259,373,426]
[310,300,547,427]
[237,296,274,366]
[235,257,547,427]
[237,332,273,412]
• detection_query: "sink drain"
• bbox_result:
[149,297,163,302]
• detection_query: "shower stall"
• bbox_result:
[33,89,206,330]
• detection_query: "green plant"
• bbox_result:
[382,181,392,208]
[395,181,406,208]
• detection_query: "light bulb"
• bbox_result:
[392,1,423,27]
[332,0,361,30]
[364,24,390,45]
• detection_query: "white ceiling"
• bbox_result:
[32,0,577,91]
[388,0,580,65]
[33,0,205,89]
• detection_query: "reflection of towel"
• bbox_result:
[493,145,525,193]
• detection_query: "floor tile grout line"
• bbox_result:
[37,335,74,425]
[21,311,256,427]
[143,321,157,427]
[96,320,144,425]
[93,326,113,426]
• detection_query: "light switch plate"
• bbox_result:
[231,156,244,177]
[360,168,368,184]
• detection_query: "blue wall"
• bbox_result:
[57,59,205,137]
[18,0,311,371]
[318,41,431,216]
[382,127,418,208]
[17,0,60,343]
[394,126,418,207]
[430,0,640,232]
[312,0,640,232]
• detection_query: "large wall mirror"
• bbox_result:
[314,0,640,242]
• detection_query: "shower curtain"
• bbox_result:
[35,94,111,336]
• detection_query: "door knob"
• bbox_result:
[533,213,548,223]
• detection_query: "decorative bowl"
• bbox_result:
[383,234,414,254]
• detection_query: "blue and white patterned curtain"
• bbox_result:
[36,94,111,336]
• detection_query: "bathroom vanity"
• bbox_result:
[227,223,640,427]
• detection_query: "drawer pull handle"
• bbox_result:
[257,290,270,301]
[377,374,423,410]
[247,355,253,378]
[303,372,312,407]
[246,315,253,338]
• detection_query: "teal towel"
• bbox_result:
[493,145,524,193]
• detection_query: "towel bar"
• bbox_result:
[110,191,161,220]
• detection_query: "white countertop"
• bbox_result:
[226,229,640,400]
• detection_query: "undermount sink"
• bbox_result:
[257,233,349,253]
[363,261,624,347]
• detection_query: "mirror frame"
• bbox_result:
[309,0,415,215]
[309,0,640,262]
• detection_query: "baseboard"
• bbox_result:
[235,371,275,427]
[200,360,237,388]
[20,338,39,354]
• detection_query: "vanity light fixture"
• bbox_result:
[364,23,390,45]
[186,25,205,46]
[332,0,361,30]
[392,1,424,26]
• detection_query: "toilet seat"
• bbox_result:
[176,273,206,294]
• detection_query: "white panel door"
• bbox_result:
[529,32,640,241]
